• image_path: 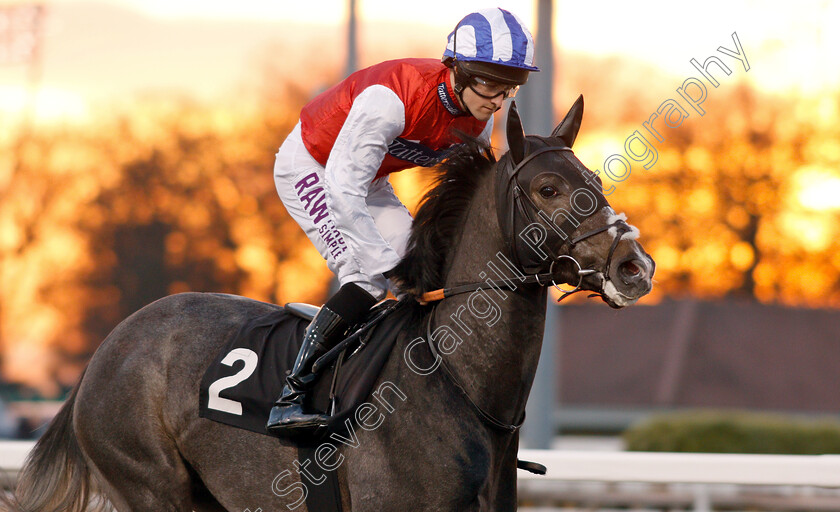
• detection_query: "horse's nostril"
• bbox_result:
[618,259,644,282]
[621,260,640,275]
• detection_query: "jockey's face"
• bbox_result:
[460,82,506,122]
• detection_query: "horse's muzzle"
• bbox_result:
[601,250,655,308]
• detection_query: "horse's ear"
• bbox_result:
[506,101,526,165]
[551,95,584,147]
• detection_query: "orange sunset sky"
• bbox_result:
[0,0,838,124]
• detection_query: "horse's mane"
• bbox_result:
[390,137,496,298]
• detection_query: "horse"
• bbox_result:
[3,97,654,512]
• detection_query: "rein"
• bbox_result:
[417,218,629,304]
[424,305,523,433]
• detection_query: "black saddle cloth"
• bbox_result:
[199,300,413,436]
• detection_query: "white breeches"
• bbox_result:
[273,122,413,299]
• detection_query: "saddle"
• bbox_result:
[199,299,412,437]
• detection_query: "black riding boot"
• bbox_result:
[266,283,376,438]
[265,306,346,436]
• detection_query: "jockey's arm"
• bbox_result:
[322,85,407,291]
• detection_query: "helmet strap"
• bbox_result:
[452,62,469,94]
[451,63,475,117]
[457,88,471,117]
[450,23,468,96]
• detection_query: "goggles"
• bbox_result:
[469,75,520,100]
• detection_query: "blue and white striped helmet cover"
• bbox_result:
[443,8,539,72]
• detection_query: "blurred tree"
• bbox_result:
[78,94,328,344]
[1,55,839,395]
[605,83,840,307]
[0,86,335,394]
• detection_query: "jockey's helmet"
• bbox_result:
[442,8,540,93]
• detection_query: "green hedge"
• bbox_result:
[623,410,840,454]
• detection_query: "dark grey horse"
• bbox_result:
[3,97,654,512]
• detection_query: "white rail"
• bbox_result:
[4,442,840,510]
[517,449,840,487]
[4,442,840,486]
[0,441,34,484]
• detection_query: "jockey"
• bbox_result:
[267,8,539,437]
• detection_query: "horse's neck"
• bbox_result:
[436,170,547,426]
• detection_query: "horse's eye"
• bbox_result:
[539,185,558,198]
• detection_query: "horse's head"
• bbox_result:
[496,95,655,308]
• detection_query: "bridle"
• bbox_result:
[417,143,635,435]
[419,145,632,305]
